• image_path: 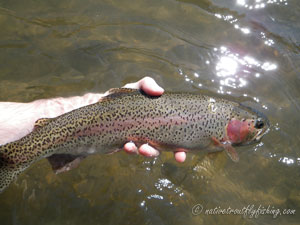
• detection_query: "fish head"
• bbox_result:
[226,104,270,146]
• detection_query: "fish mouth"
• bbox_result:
[246,118,270,145]
[240,104,270,134]
[254,126,270,142]
[239,127,269,147]
[253,110,270,142]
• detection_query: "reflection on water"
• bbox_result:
[237,0,288,8]
[0,0,300,224]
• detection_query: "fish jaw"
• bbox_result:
[253,118,270,142]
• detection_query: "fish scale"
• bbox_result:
[0,88,269,193]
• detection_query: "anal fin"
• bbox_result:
[47,154,86,174]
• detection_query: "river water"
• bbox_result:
[0,0,299,224]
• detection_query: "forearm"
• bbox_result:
[38,93,104,118]
[0,93,104,145]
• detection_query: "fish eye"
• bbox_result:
[255,119,264,129]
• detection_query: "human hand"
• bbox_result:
[122,77,187,163]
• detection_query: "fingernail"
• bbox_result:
[154,86,164,93]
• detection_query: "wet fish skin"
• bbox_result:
[0,88,269,192]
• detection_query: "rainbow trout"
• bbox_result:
[0,88,269,192]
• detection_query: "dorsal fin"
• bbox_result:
[99,88,138,102]
[107,88,137,95]
[33,118,52,130]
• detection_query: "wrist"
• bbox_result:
[38,93,104,118]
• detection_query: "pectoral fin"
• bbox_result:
[47,154,86,174]
[211,137,239,162]
[223,144,239,162]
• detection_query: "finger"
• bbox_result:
[139,77,164,96]
[138,144,160,157]
[174,151,186,163]
[123,77,164,96]
[124,142,138,154]
[123,81,140,89]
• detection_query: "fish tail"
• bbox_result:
[0,145,28,193]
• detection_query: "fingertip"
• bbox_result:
[123,77,164,96]
[141,77,164,96]
[144,86,164,96]
[124,142,138,154]
[139,144,160,157]
[174,151,186,163]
